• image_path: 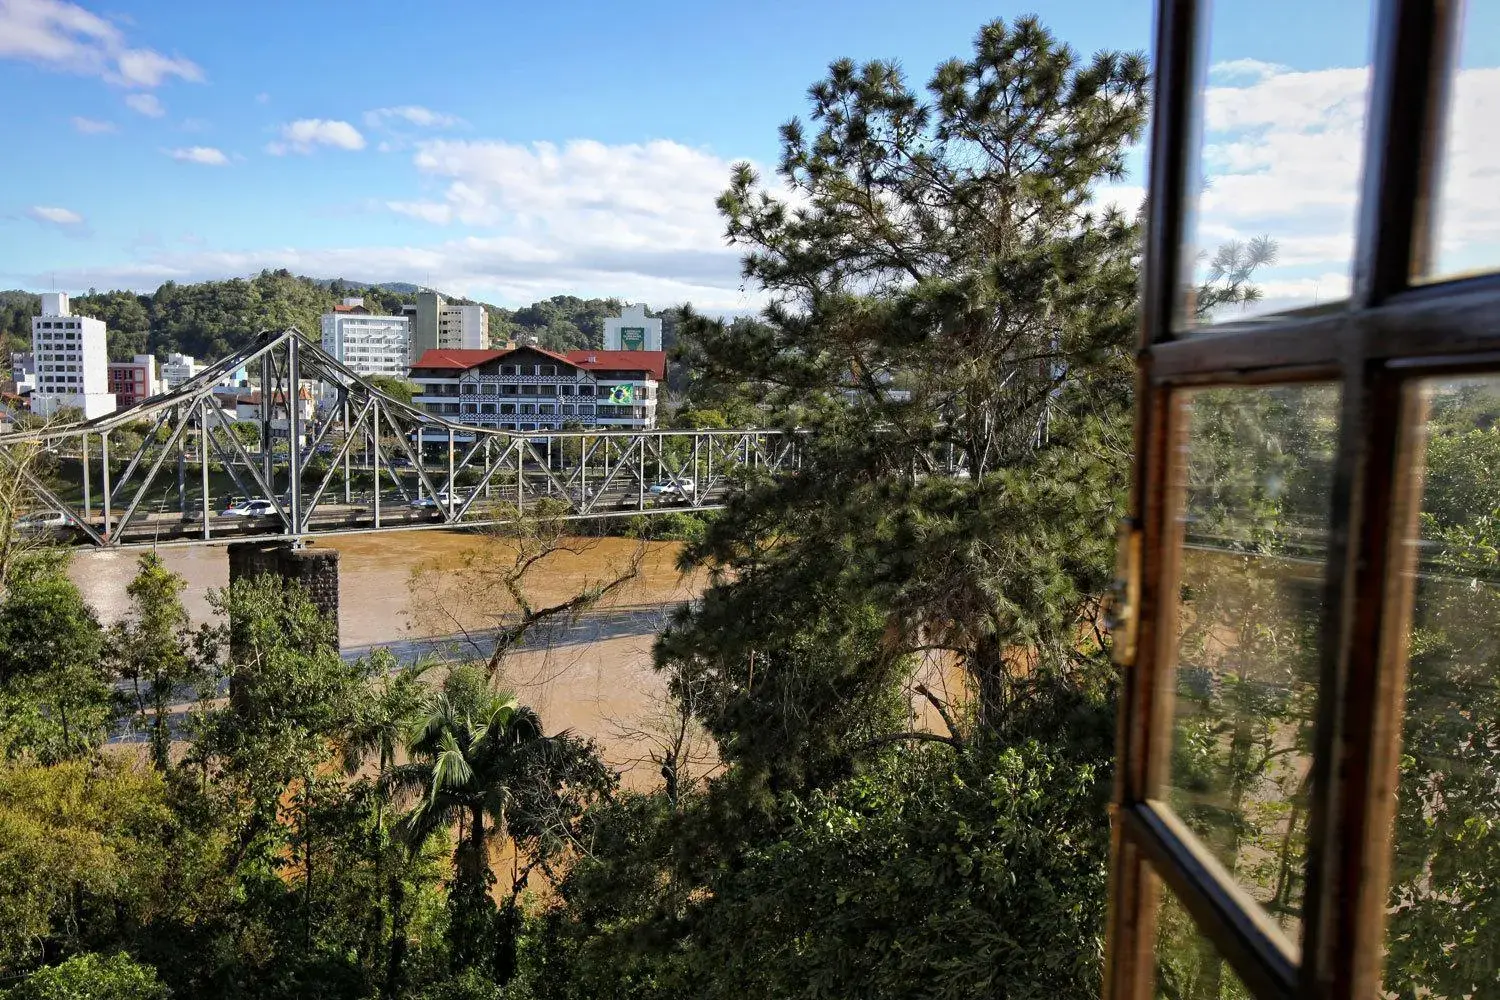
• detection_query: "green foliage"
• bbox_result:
[385,668,615,982]
[370,376,419,406]
[108,554,204,770]
[0,555,112,762]
[5,952,169,1000]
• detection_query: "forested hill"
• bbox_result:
[0,271,680,363]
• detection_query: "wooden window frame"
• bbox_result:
[1104,1,1494,998]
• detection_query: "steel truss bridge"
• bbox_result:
[0,328,797,549]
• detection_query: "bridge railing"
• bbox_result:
[0,328,800,548]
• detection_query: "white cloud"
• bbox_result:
[0,0,202,88]
[365,105,462,129]
[28,239,759,313]
[114,47,201,87]
[266,118,365,155]
[27,205,84,226]
[168,145,228,165]
[70,114,114,133]
[1194,60,1500,318]
[124,91,163,117]
[390,138,736,245]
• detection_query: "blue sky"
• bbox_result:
[1,0,1494,313]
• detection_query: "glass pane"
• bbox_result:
[1385,376,1500,998]
[1178,3,1374,328]
[1423,5,1500,281]
[1165,384,1341,944]
[1153,875,1255,1000]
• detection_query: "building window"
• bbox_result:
[559,384,574,395]
[578,384,595,396]
[501,364,516,375]
[541,365,556,376]
[521,385,537,396]
[482,384,497,395]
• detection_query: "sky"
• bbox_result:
[0,0,1495,316]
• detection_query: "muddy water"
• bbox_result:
[72,532,704,645]
[73,531,708,782]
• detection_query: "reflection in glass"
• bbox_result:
[1166,385,1341,944]
[1153,876,1254,1000]
[1386,378,1500,998]
[1180,7,1372,327]
[1424,7,1500,280]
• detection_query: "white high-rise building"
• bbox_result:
[30,292,115,419]
[604,303,663,351]
[161,352,201,389]
[439,301,488,350]
[320,298,412,378]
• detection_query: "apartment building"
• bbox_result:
[320,297,411,377]
[106,354,163,408]
[404,291,490,354]
[409,345,665,436]
[30,292,115,419]
[161,352,201,389]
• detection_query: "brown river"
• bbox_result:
[72,532,712,781]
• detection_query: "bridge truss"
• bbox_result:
[0,328,796,548]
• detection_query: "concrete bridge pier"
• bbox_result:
[227,541,341,648]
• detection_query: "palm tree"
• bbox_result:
[385,685,550,887]
[384,672,613,978]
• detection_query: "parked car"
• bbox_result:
[223,498,278,517]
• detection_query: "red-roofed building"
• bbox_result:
[408,344,667,435]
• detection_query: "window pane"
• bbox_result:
[1422,6,1500,281]
[1164,384,1341,944]
[1153,875,1255,1000]
[1385,376,1500,998]
[1178,4,1373,328]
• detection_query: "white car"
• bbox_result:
[647,479,695,498]
[223,498,278,517]
[410,491,458,510]
[16,510,69,532]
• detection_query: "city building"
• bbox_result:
[30,292,115,419]
[320,297,411,379]
[106,354,163,408]
[604,303,663,351]
[9,352,36,396]
[409,345,666,436]
[404,291,490,355]
[161,352,201,389]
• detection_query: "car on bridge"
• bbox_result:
[409,490,462,510]
[16,510,70,534]
[223,498,279,517]
[648,479,695,499]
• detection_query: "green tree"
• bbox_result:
[0,555,111,762]
[4,952,168,1000]
[386,669,613,981]
[107,554,204,771]
[369,376,419,406]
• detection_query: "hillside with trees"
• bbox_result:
[0,278,680,365]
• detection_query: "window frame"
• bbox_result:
[1106,2,1492,999]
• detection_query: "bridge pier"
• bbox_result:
[227,541,341,648]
